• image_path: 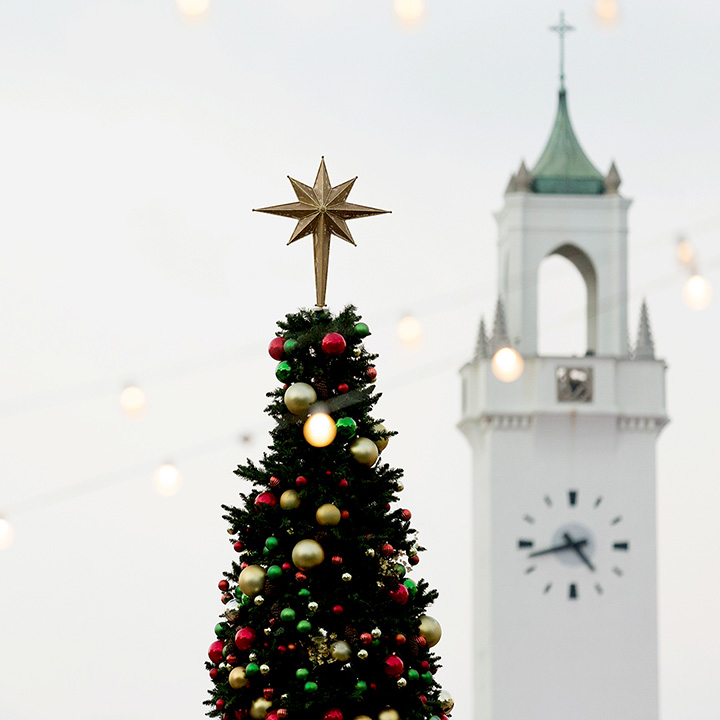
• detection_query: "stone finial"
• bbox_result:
[604,161,621,194]
[515,161,533,192]
[633,299,655,360]
[474,316,490,360]
[491,297,510,353]
[505,173,518,194]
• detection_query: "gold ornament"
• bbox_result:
[330,640,352,661]
[439,689,455,713]
[238,565,266,597]
[372,423,389,452]
[397,677,407,688]
[379,710,400,720]
[418,615,442,648]
[280,489,301,510]
[292,539,325,570]
[250,697,272,720]
[350,437,379,466]
[254,158,390,308]
[304,412,337,447]
[228,666,249,689]
[371,627,381,639]
[254,595,265,606]
[260,664,270,675]
[284,383,317,416]
[354,717,372,720]
[357,649,368,659]
[316,503,341,526]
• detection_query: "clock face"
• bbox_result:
[516,490,630,599]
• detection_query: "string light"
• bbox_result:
[595,0,619,25]
[397,315,423,349]
[491,347,524,383]
[682,274,713,310]
[394,0,424,26]
[153,463,182,497]
[0,518,15,550]
[120,385,146,416]
[176,0,210,19]
[303,412,337,448]
[676,236,695,267]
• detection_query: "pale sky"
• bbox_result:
[0,2,719,719]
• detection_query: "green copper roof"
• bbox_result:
[531,89,605,195]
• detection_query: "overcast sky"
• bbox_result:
[0,1,719,719]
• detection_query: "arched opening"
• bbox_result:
[537,244,598,357]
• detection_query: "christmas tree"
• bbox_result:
[205,160,453,720]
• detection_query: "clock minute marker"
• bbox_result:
[518,539,534,549]
[612,566,624,576]
[613,542,629,551]
[544,495,553,507]
[568,490,578,506]
[595,583,604,595]
[594,496,603,508]
[544,583,552,594]
[523,514,535,524]
[568,583,578,600]
[525,565,537,574]
[611,515,622,525]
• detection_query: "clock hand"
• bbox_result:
[528,538,588,558]
[563,532,595,572]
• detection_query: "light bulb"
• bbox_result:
[120,385,146,416]
[177,0,210,18]
[394,0,424,25]
[595,0,619,24]
[683,274,713,310]
[397,315,423,348]
[303,413,337,448]
[153,463,182,497]
[491,347,524,383]
[676,238,695,267]
[0,518,15,550]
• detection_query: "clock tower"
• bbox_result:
[459,18,668,720]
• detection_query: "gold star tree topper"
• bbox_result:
[254,158,389,307]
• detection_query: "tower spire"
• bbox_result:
[550,11,575,90]
[491,297,510,353]
[474,316,490,360]
[634,299,656,360]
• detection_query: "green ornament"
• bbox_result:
[335,416,357,439]
[298,588,311,598]
[408,669,420,682]
[395,564,406,577]
[371,639,380,647]
[214,623,226,637]
[296,668,309,681]
[276,361,292,382]
[355,680,367,692]
[245,662,260,677]
[267,565,283,580]
[283,338,299,355]
[353,322,370,338]
[421,671,434,684]
[297,620,312,633]
[280,608,296,622]
[304,681,318,693]
[404,579,418,596]
[222,643,230,659]
[265,537,279,550]
[262,547,270,555]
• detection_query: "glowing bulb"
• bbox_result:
[491,347,524,383]
[676,238,695,266]
[153,463,182,497]
[394,0,424,25]
[303,413,337,448]
[177,0,210,18]
[120,385,146,416]
[397,315,423,348]
[595,0,619,24]
[0,518,15,550]
[683,274,713,310]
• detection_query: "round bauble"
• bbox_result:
[238,565,266,597]
[255,492,277,508]
[330,640,352,662]
[228,666,249,689]
[260,664,270,675]
[350,437,379,466]
[324,710,343,720]
[279,489,301,510]
[234,627,256,651]
[321,332,346,355]
[366,366,377,382]
[354,717,372,720]
[292,539,325,570]
[304,681,318,693]
[268,337,285,361]
[337,383,349,394]
[378,710,400,720]
[208,640,224,664]
[397,677,407,688]
[372,423,389,452]
[438,689,454,713]
[384,655,404,677]
[283,338,298,355]
[250,697,272,720]
[335,416,357,439]
[418,615,442,647]
[316,503,341,526]
[267,565,282,580]
[275,361,292,383]
[389,583,409,605]
[303,413,337,448]
[284,383,317,416]
[353,322,370,338]
[357,649,368,660]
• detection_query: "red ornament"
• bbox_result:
[266,714,278,720]
[360,632,372,645]
[295,572,307,583]
[233,541,243,552]
[418,695,427,706]
[241,562,249,569]
[268,337,285,361]
[208,640,224,664]
[401,509,412,521]
[226,654,237,665]
[395,633,406,645]
[264,688,275,700]
[321,332,346,355]
[210,667,219,680]
[277,710,288,720]
[216,699,226,711]
[381,543,394,557]
[366,366,377,381]
[384,655,404,677]
[416,636,427,649]
[341,510,350,520]
[333,605,344,615]
[389,584,409,605]
[287,643,296,652]
[331,555,343,566]
[369,683,377,691]
[326,470,332,476]
[234,627,255,650]
[295,476,307,487]
[218,579,229,591]
[278,645,287,655]
[421,660,430,671]
[269,476,281,488]
[221,593,232,604]
[282,562,291,571]
[324,709,344,720]
[337,383,349,394]
[409,554,420,566]
[235,711,248,720]
[338,478,348,488]
[255,492,277,508]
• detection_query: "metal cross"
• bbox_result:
[549,11,575,89]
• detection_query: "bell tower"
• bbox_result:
[460,15,668,720]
